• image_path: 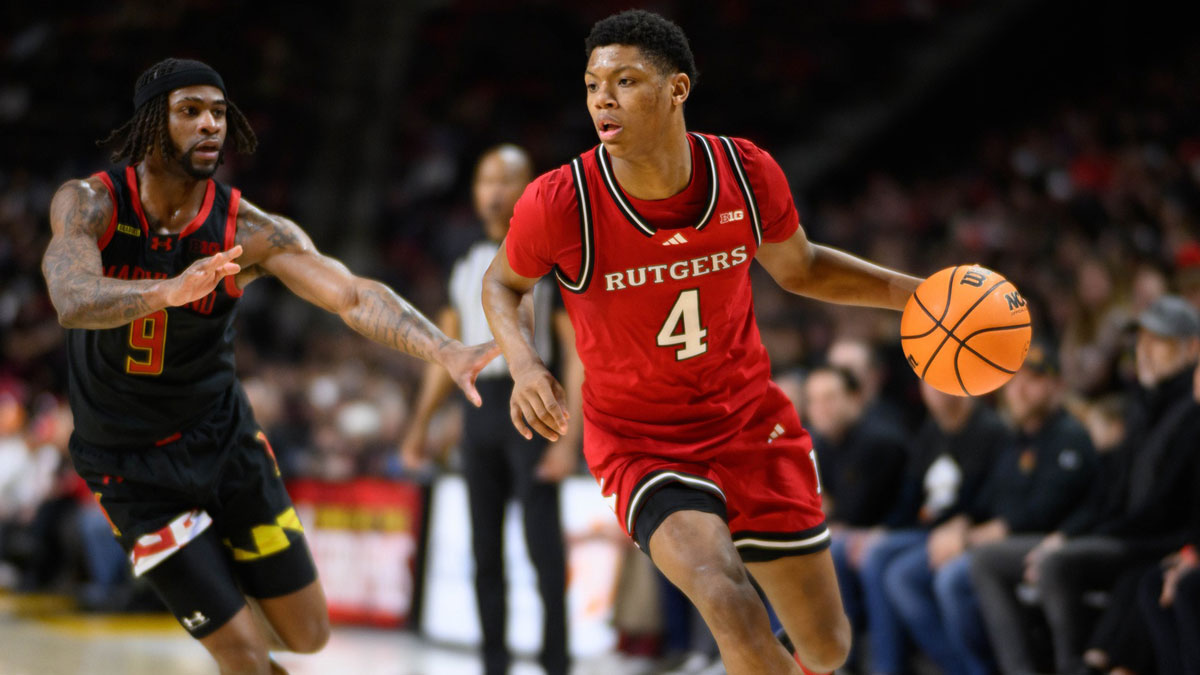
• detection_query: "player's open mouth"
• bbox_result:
[597,119,623,141]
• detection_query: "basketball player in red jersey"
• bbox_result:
[42,59,498,675]
[482,11,923,674]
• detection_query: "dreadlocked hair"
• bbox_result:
[97,58,257,164]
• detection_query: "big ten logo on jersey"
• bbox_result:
[604,245,749,291]
[719,209,745,224]
[188,239,221,256]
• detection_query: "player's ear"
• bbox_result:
[669,72,690,106]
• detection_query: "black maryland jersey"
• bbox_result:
[67,166,245,447]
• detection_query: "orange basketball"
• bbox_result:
[900,265,1032,396]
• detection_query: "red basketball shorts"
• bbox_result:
[584,383,829,561]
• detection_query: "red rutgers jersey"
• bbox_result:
[508,133,828,554]
[508,132,797,452]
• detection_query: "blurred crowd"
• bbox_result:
[2,2,1200,674]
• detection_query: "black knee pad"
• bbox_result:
[633,482,727,554]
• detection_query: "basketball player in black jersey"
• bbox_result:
[41,58,499,675]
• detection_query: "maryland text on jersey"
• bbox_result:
[603,244,749,292]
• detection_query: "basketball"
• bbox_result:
[900,265,1032,396]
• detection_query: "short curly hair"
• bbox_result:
[584,9,698,85]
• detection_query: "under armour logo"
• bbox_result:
[181,610,209,630]
[150,237,174,251]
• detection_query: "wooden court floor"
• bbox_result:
[0,592,649,675]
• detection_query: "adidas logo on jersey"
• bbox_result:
[719,209,745,224]
[767,423,785,443]
[661,233,689,246]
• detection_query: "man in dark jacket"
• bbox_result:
[885,341,1094,675]
[840,383,1010,675]
[805,365,908,528]
[971,295,1200,674]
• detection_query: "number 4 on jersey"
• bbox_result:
[657,289,708,360]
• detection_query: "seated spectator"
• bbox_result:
[887,342,1094,675]
[827,337,908,432]
[1138,530,1200,675]
[805,364,908,528]
[1080,358,1200,675]
[806,363,907,670]
[984,295,1200,674]
[971,390,1131,675]
[838,382,1010,675]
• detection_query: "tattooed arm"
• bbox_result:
[235,198,499,405]
[42,178,242,329]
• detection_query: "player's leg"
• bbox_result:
[461,385,517,675]
[216,424,328,655]
[250,580,330,653]
[138,524,279,674]
[744,550,852,673]
[198,607,284,674]
[508,435,568,675]
[70,436,283,673]
[641,488,801,675]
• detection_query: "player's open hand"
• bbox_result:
[441,339,502,407]
[163,245,243,307]
[510,364,569,442]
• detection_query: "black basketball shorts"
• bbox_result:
[69,387,317,639]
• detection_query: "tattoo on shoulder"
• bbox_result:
[266,222,300,250]
[53,181,110,238]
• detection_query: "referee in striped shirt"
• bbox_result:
[402,144,582,675]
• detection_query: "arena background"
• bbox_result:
[2,1,1199,673]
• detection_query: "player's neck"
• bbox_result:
[608,128,692,200]
[135,159,210,234]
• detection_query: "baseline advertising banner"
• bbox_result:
[288,478,423,627]
[420,475,625,658]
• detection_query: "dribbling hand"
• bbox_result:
[163,245,243,307]
[510,363,569,442]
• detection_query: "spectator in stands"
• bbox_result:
[806,364,908,529]
[806,363,907,671]
[1080,358,1200,675]
[1011,295,1200,674]
[1137,526,1200,674]
[842,383,1009,675]
[887,342,1094,675]
[1134,358,1200,674]
[401,145,580,675]
[827,337,907,431]
[971,389,1131,675]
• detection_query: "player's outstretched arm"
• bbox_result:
[42,179,243,329]
[236,200,498,406]
[482,241,568,442]
[755,226,921,311]
[400,307,461,470]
